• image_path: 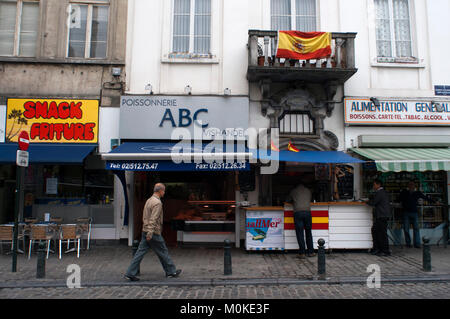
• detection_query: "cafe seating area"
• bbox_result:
[0,215,92,259]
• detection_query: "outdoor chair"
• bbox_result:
[76,217,92,250]
[28,225,53,259]
[0,225,25,254]
[48,217,63,243]
[24,218,38,240]
[59,224,82,259]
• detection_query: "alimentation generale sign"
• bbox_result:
[344,98,450,126]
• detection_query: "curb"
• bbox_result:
[1,274,450,289]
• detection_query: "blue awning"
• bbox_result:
[0,143,96,164]
[250,149,365,164]
[102,142,251,171]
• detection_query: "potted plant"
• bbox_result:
[257,43,265,66]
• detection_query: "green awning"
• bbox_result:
[350,148,450,172]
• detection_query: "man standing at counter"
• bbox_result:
[287,180,315,258]
[367,179,392,256]
[124,183,182,281]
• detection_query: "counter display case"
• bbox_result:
[244,202,373,251]
[172,201,236,244]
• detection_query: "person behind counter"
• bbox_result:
[399,181,438,248]
[286,179,316,259]
[124,183,182,281]
[366,179,392,257]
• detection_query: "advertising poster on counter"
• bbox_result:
[345,98,450,125]
[6,98,99,143]
[246,210,284,250]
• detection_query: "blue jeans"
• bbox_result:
[126,232,177,277]
[403,212,421,247]
[294,211,314,254]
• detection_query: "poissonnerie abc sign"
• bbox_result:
[119,96,249,140]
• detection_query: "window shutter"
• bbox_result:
[90,5,109,58]
[393,0,411,57]
[173,0,190,53]
[271,0,291,30]
[68,4,88,58]
[194,0,210,54]
[375,0,392,57]
[295,0,316,32]
[0,1,17,56]
[19,1,39,57]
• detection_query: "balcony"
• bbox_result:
[247,30,357,84]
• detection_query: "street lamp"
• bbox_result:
[370,97,380,107]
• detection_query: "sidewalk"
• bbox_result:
[1,243,449,288]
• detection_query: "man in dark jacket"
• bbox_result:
[399,181,434,248]
[367,179,392,256]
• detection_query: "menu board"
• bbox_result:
[334,165,354,200]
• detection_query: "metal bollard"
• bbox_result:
[224,239,232,275]
[36,242,46,279]
[317,238,326,278]
[422,236,431,272]
[132,240,140,276]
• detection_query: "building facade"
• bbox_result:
[117,0,449,248]
[0,0,128,241]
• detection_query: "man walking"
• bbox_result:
[124,183,181,281]
[399,181,435,248]
[287,182,315,258]
[367,179,392,256]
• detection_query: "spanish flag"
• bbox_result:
[271,140,279,151]
[287,141,300,152]
[276,31,332,60]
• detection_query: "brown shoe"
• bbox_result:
[307,253,316,257]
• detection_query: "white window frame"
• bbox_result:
[162,0,219,63]
[270,0,319,31]
[170,0,212,58]
[66,0,110,59]
[373,0,416,63]
[279,111,315,135]
[1,0,40,57]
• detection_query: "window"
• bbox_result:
[68,0,109,58]
[271,0,317,31]
[279,112,315,135]
[0,0,39,57]
[374,0,413,61]
[172,0,211,55]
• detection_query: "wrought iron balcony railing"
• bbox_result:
[247,30,357,83]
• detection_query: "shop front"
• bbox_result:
[351,147,450,245]
[103,95,250,246]
[243,149,370,251]
[0,98,115,238]
[345,97,450,246]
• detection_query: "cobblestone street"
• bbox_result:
[1,244,450,287]
[1,282,449,299]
